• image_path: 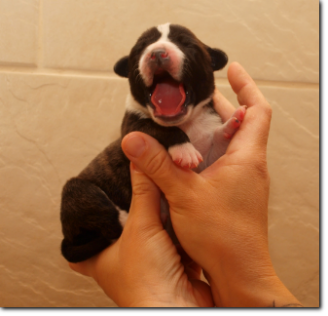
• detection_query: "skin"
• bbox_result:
[69,62,303,307]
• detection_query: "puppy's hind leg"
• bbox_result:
[206,106,246,166]
[60,177,124,262]
[217,105,246,138]
[214,106,246,141]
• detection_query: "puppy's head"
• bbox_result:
[114,23,228,126]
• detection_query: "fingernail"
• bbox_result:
[123,134,146,158]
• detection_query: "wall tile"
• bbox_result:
[42,0,319,82]
[0,72,128,307]
[0,71,319,307]
[265,86,319,307]
[0,0,39,66]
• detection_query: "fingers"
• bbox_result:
[213,87,235,122]
[122,132,195,196]
[128,163,162,227]
[226,62,272,152]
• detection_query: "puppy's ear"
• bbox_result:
[114,56,129,78]
[206,47,228,71]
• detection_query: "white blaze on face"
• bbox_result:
[157,22,170,41]
[138,23,185,87]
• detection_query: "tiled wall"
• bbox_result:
[0,0,319,307]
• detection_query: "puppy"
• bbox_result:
[60,23,245,263]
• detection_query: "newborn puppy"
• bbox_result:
[60,23,245,262]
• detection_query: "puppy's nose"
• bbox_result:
[149,48,169,64]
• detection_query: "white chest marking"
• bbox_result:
[179,103,223,171]
[125,93,151,119]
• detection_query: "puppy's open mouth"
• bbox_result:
[149,72,188,120]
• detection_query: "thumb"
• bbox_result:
[122,132,194,197]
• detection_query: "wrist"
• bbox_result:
[120,290,199,307]
[208,266,302,307]
[126,298,197,308]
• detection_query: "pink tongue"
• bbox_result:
[151,78,186,116]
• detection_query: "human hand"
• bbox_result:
[69,163,214,307]
[121,62,302,307]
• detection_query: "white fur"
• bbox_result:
[138,23,185,86]
[116,206,129,227]
[125,93,151,119]
[168,142,202,168]
[178,99,226,171]
[157,23,170,41]
[132,23,228,170]
[103,206,127,246]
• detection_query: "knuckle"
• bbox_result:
[262,101,272,118]
[132,180,153,197]
[252,156,270,180]
[259,95,272,119]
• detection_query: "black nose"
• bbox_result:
[150,48,169,64]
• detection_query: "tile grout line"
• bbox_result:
[215,78,319,89]
[0,67,319,90]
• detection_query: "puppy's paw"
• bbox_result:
[217,106,247,140]
[168,143,203,169]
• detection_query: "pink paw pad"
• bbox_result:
[223,106,246,139]
[168,143,203,169]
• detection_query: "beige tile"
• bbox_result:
[0,71,319,306]
[265,86,319,307]
[0,72,127,306]
[42,0,319,83]
[0,0,39,66]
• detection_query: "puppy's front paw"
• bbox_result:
[168,143,203,169]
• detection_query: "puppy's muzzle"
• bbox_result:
[148,48,172,76]
[149,48,170,66]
